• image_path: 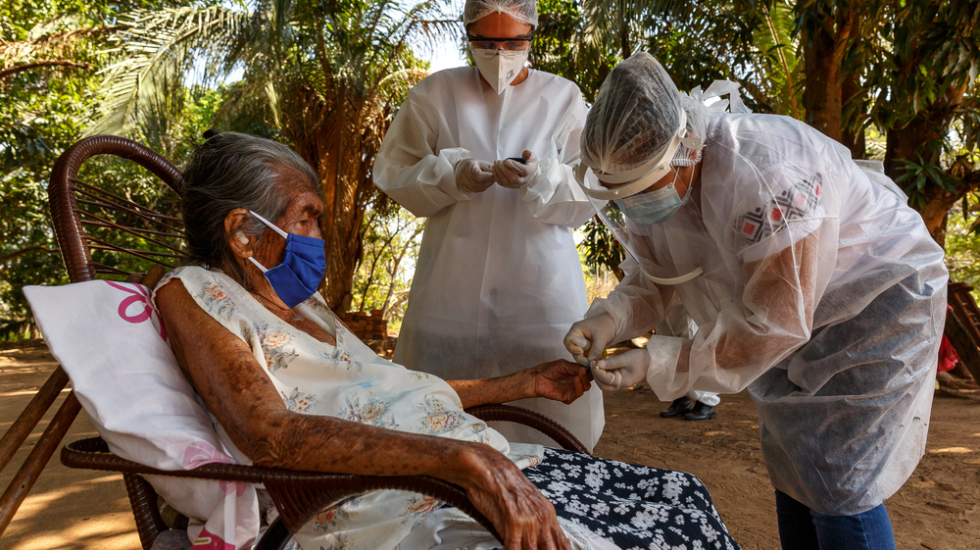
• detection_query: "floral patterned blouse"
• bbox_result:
[157,266,544,550]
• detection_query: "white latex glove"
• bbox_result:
[592,349,651,391]
[492,150,539,189]
[454,158,495,193]
[563,313,617,366]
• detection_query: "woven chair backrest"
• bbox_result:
[48,135,187,284]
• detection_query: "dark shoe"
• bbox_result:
[684,402,717,421]
[660,396,693,418]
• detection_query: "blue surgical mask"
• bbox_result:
[246,211,326,309]
[614,179,688,225]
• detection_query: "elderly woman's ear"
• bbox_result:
[225,208,254,259]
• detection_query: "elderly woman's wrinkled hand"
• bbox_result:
[530,359,592,405]
[453,444,571,550]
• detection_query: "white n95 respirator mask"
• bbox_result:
[470,46,528,95]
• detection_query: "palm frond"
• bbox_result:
[86,5,252,137]
[211,78,281,132]
[0,25,118,68]
[579,0,691,60]
[754,1,800,117]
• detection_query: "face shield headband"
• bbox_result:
[575,109,704,201]
[574,109,704,286]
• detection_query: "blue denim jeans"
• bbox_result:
[775,490,897,550]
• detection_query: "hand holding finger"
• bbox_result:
[591,359,621,390]
[564,314,617,367]
[593,349,651,390]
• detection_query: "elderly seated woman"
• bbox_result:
[154,132,740,550]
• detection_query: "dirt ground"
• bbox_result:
[2,347,979,550]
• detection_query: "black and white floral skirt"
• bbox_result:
[525,448,741,550]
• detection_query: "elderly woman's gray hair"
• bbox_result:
[182,132,320,284]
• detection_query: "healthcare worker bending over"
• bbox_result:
[564,53,947,550]
[374,0,603,450]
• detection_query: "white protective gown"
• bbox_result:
[374,67,604,451]
[657,303,719,407]
[588,113,948,514]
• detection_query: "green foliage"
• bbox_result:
[535,0,789,109]
[577,216,624,278]
[893,147,962,210]
[0,0,225,339]
[754,1,801,118]
[863,0,979,131]
[88,5,239,137]
[944,201,980,301]
[1,1,107,339]
[841,0,980,210]
[350,204,423,319]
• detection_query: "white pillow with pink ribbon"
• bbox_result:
[25,280,259,549]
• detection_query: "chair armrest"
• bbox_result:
[465,404,590,455]
[61,437,499,539]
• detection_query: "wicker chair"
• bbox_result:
[0,135,589,549]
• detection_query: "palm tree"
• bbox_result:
[89,0,458,310]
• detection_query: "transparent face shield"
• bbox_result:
[575,114,705,286]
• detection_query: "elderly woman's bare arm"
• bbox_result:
[156,280,571,550]
[446,361,591,409]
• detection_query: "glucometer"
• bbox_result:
[507,157,528,164]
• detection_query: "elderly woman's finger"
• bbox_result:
[521,528,537,550]
[543,525,563,550]
[563,377,584,404]
[553,525,571,550]
[538,509,566,550]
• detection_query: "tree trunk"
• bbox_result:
[839,6,864,158]
[380,224,423,313]
[921,198,951,248]
[886,121,954,246]
[802,12,842,141]
[280,85,377,311]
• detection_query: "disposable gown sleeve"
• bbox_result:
[373,97,476,218]
[518,97,597,228]
[646,165,841,400]
[585,255,678,344]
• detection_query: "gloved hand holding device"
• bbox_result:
[493,150,539,189]
[455,158,496,193]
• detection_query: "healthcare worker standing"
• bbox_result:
[373,0,603,450]
[563,53,947,550]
